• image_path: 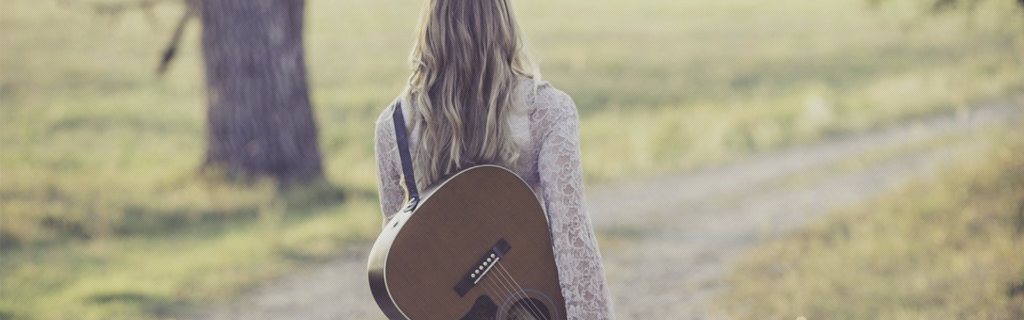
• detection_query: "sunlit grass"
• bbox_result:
[718,128,1024,319]
[0,194,381,320]
[1,0,1023,318]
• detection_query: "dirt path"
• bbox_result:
[193,100,1021,320]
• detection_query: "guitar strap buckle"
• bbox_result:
[401,198,420,213]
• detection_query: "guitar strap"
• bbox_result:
[391,100,421,206]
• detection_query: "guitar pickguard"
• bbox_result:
[459,295,499,320]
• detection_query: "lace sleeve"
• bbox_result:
[374,107,405,226]
[536,91,615,319]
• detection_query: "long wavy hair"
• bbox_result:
[403,0,539,190]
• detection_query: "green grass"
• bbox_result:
[718,128,1024,319]
[1,196,382,320]
[541,0,1024,179]
[1,0,1023,318]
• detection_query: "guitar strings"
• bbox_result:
[479,281,504,312]
[491,265,544,319]
[484,260,545,320]
[482,282,523,319]
[482,276,543,320]
[465,251,546,318]
[481,263,542,319]
[493,261,547,319]
[477,267,512,306]
[495,262,545,318]
[483,265,521,308]
[483,268,548,320]
[480,275,516,316]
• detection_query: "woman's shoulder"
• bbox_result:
[374,101,395,133]
[518,79,578,123]
[517,78,577,116]
[374,96,416,135]
[374,97,407,140]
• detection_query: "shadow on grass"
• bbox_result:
[1,175,363,252]
[115,182,355,240]
[85,291,196,319]
[0,310,18,320]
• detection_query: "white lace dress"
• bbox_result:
[374,80,615,319]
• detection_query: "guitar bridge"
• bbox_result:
[453,238,512,297]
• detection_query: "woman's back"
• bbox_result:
[374,79,614,319]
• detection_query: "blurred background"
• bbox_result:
[1,0,1022,319]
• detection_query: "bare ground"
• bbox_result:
[193,99,1021,320]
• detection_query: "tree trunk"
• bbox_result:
[199,0,323,184]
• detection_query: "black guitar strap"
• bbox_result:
[391,100,420,206]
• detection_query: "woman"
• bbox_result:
[374,0,614,318]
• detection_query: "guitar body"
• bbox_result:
[368,165,567,320]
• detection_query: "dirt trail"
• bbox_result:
[194,100,1021,320]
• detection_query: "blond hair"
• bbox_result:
[403,0,539,190]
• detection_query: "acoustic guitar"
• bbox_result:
[367,165,567,320]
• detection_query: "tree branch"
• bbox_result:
[157,3,198,76]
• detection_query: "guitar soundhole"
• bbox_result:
[505,298,551,320]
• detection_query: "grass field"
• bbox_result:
[1,0,1022,318]
[718,126,1024,320]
